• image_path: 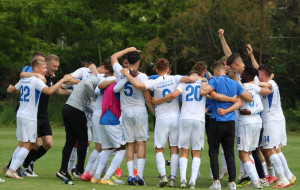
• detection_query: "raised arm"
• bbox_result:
[217,97,242,115]
[111,47,137,66]
[218,29,232,57]
[121,68,146,90]
[42,75,72,95]
[151,89,181,105]
[247,44,259,69]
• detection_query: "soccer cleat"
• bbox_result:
[111,176,125,185]
[16,167,27,177]
[71,168,81,179]
[246,181,262,189]
[133,168,137,178]
[115,167,122,178]
[219,169,228,180]
[268,176,278,184]
[180,179,187,189]
[259,178,269,187]
[169,179,176,187]
[265,174,269,178]
[289,175,296,185]
[100,178,117,185]
[23,167,38,177]
[209,180,221,190]
[189,181,195,189]
[227,182,236,190]
[80,173,90,181]
[272,178,290,188]
[237,171,244,181]
[135,175,146,186]
[5,169,23,179]
[127,176,136,185]
[86,171,93,180]
[236,177,251,187]
[157,175,168,187]
[90,177,101,184]
[2,166,8,174]
[56,170,72,181]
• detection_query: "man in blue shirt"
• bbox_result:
[201,61,252,190]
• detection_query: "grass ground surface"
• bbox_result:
[0,127,299,190]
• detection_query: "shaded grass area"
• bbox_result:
[0,128,299,190]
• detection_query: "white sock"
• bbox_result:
[179,157,188,182]
[156,152,166,176]
[83,149,98,175]
[103,150,126,180]
[239,158,244,173]
[10,147,29,171]
[221,148,227,170]
[90,150,104,176]
[190,157,201,185]
[68,147,77,172]
[244,161,259,183]
[278,152,294,180]
[127,160,134,177]
[269,154,285,181]
[94,150,113,180]
[11,146,21,166]
[133,153,137,169]
[267,166,276,177]
[170,154,179,179]
[137,159,145,178]
[262,162,268,176]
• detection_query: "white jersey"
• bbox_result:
[93,76,116,115]
[145,74,182,119]
[261,80,285,121]
[15,77,47,121]
[113,62,148,111]
[239,83,263,125]
[177,80,206,122]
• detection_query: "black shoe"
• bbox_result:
[56,170,72,181]
[71,168,81,179]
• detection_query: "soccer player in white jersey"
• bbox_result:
[120,58,199,187]
[111,47,154,185]
[6,59,71,179]
[258,64,296,188]
[151,66,207,189]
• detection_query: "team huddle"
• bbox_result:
[2,29,296,189]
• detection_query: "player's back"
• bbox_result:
[179,80,206,122]
[261,80,284,121]
[239,83,263,124]
[16,77,46,121]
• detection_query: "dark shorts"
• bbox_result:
[37,118,52,137]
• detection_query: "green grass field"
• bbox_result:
[0,128,299,190]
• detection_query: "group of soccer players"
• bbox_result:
[2,28,296,189]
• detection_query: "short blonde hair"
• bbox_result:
[46,54,60,63]
[31,59,46,69]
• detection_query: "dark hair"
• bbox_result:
[191,61,206,76]
[212,61,225,70]
[226,70,238,80]
[81,59,93,67]
[127,51,141,64]
[123,53,128,60]
[188,70,200,76]
[32,51,45,59]
[241,65,258,83]
[156,58,169,72]
[258,64,272,77]
[227,53,240,66]
[102,59,114,75]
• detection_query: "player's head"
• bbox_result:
[212,61,226,77]
[187,70,200,77]
[227,53,245,74]
[122,53,129,68]
[226,70,239,82]
[241,65,258,83]
[219,56,230,72]
[81,60,92,68]
[45,54,60,75]
[155,58,170,74]
[258,64,272,82]
[99,59,114,75]
[31,51,45,62]
[191,61,206,77]
[32,59,47,75]
[127,51,141,66]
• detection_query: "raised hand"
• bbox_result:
[218,29,224,38]
[247,44,253,56]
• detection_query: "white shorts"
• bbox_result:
[236,123,262,152]
[16,117,37,143]
[91,114,101,143]
[154,116,179,148]
[122,110,149,143]
[178,119,205,150]
[100,124,126,149]
[261,119,287,149]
